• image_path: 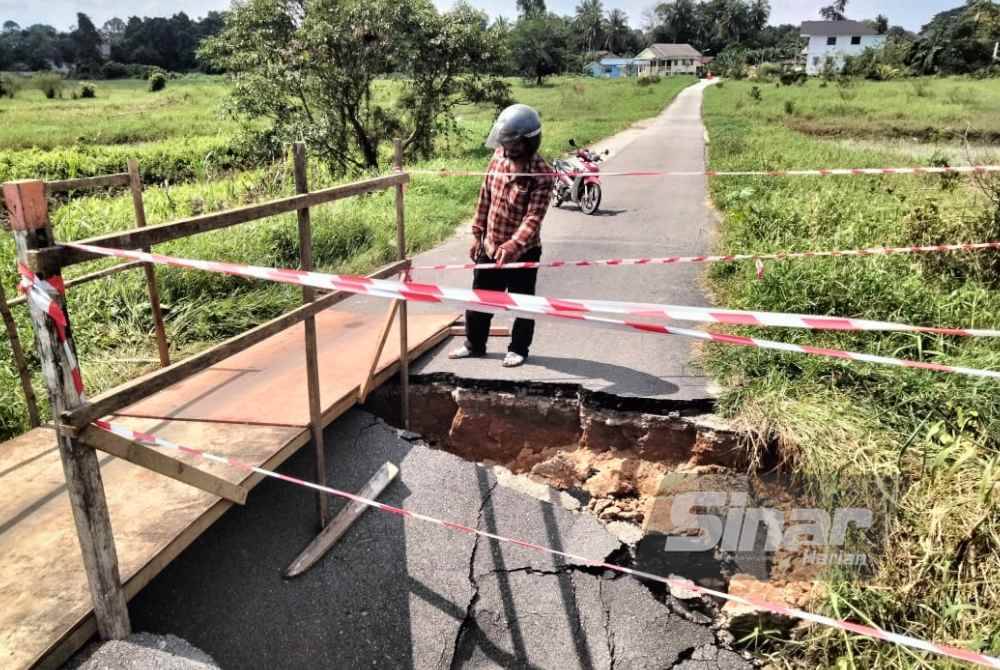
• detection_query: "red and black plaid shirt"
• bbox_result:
[472,149,554,255]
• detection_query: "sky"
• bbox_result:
[0,0,963,33]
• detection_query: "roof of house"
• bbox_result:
[600,58,635,66]
[800,20,879,37]
[638,43,702,60]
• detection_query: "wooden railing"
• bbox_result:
[2,141,413,640]
[1,160,169,428]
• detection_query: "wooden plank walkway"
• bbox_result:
[0,309,455,670]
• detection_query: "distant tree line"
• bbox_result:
[0,11,225,76]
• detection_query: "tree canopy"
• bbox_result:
[201,0,511,174]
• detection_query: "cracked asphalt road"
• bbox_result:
[126,411,750,669]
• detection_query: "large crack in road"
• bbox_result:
[116,411,755,670]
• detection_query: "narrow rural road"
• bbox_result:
[405,79,719,400]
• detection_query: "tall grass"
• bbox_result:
[703,79,1000,668]
[0,75,697,439]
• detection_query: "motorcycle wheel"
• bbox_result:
[579,183,602,215]
[551,188,564,208]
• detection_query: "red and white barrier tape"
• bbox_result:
[63,243,1000,379]
[90,418,1000,668]
[409,165,1000,179]
[414,241,1000,272]
[13,262,999,667]
[17,264,86,397]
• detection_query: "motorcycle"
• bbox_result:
[551,139,609,215]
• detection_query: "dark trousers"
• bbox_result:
[465,246,542,357]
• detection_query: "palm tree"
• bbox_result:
[574,0,606,56]
[604,9,631,54]
[819,0,848,21]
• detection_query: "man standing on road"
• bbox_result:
[449,103,554,368]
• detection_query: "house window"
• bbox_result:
[827,36,837,46]
[851,36,861,45]
[813,56,821,66]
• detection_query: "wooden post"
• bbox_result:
[0,280,41,427]
[127,159,170,368]
[293,143,329,528]
[393,139,410,430]
[358,299,400,404]
[3,179,131,639]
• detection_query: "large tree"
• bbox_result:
[202,0,510,172]
[71,12,103,72]
[511,13,571,85]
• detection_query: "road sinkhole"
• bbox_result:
[365,374,839,635]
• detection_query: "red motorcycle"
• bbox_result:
[551,139,609,215]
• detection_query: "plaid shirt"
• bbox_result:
[472,149,554,256]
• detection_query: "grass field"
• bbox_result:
[703,76,1000,668]
[0,74,696,440]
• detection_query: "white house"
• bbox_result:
[802,20,885,75]
[633,44,703,76]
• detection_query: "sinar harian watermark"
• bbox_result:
[648,488,873,568]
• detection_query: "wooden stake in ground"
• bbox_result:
[394,139,410,430]
[127,159,170,368]
[284,462,398,578]
[0,280,41,427]
[293,143,330,529]
[3,179,131,639]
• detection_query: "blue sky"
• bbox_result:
[0,0,961,33]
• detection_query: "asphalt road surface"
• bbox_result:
[391,79,720,401]
[124,412,750,670]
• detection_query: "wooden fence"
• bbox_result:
[2,141,413,641]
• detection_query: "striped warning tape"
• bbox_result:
[414,241,1000,272]
[17,264,86,397]
[64,243,1000,379]
[409,165,1000,179]
[15,258,1000,667]
[89,418,1000,668]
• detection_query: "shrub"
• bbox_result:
[637,74,661,86]
[80,84,96,99]
[33,73,64,99]
[0,74,19,98]
[149,72,167,92]
[749,85,761,101]
[779,70,807,87]
[101,61,129,79]
[784,100,796,115]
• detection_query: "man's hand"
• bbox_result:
[469,237,483,262]
[495,240,522,266]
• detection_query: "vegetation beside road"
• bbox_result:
[703,77,1000,668]
[0,74,694,440]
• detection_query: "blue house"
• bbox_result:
[584,57,637,79]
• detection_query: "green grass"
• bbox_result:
[703,78,1000,668]
[747,76,1000,142]
[0,74,696,440]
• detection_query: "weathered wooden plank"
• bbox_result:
[62,258,411,429]
[394,140,411,430]
[5,261,145,308]
[0,279,41,426]
[293,143,330,528]
[128,159,171,368]
[47,173,410,268]
[284,462,399,578]
[45,173,131,194]
[78,424,248,505]
[358,300,400,404]
[4,178,131,640]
